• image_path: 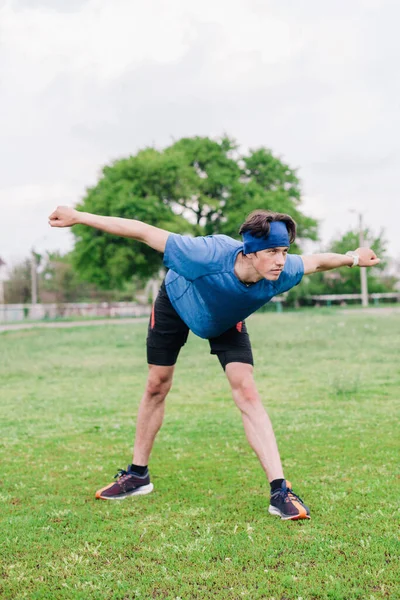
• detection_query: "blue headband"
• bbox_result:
[242,221,290,254]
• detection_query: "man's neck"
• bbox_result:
[234,252,262,284]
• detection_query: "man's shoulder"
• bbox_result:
[169,233,239,246]
[164,233,241,280]
[208,234,242,250]
[204,235,242,266]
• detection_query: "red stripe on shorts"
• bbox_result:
[236,321,243,333]
[151,304,155,329]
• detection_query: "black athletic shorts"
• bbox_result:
[146,281,254,370]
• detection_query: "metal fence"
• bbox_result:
[0,302,152,323]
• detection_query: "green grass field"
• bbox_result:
[1,312,399,600]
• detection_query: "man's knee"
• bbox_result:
[234,379,259,406]
[227,365,260,407]
[145,368,173,402]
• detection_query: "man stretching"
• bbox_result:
[49,207,379,520]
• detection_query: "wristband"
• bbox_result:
[345,251,359,268]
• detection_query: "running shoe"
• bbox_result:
[95,465,153,500]
[269,480,310,520]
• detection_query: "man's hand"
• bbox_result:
[302,248,381,274]
[354,247,380,267]
[49,206,80,228]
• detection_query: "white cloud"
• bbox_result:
[0,0,399,264]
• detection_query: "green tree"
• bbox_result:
[4,259,32,304]
[72,148,189,288]
[164,136,241,234]
[218,148,317,251]
[40,252,137,303]
[72,136,318,288]
[40,252,94,302]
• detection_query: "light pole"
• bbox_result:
[29,235,49,308]
[358,214,369,308]
[350,211,368,307]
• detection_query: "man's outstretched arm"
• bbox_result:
[301,248,380,275]
[48,206,170,253]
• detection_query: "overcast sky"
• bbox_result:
[1,0,399,266]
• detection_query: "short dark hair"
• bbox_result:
[239,209,296,244]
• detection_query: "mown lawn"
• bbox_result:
[1,311,399,599]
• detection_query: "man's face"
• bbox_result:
[248,246,289,280]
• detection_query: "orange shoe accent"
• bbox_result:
[95,482,114,500]
[290,499,308,519]
[286,481,309,519]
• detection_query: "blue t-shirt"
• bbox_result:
[163,234,304,339]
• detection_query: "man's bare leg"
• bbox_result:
[225,362,311,519]
[132,364,175,465]
[225,362,284,482]
[96,364,174,499]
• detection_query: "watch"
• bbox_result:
[345,251,359,268]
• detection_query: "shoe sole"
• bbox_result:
[268,505,311,520]
[96,483,154,501]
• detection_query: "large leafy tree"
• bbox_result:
[72,148,190,288]
[72,136,318,288]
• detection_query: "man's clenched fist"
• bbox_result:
[355,247,380,267]
[49,206,80,228]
